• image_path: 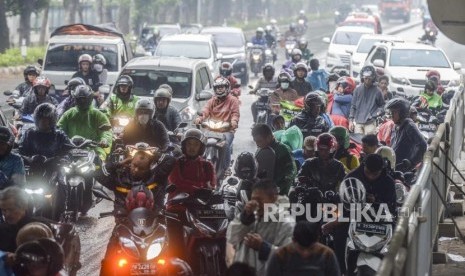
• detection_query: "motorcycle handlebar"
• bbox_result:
[99,211,114,218]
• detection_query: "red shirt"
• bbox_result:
[200,94,240,131]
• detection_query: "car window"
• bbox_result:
[44,43,118,72]
[333,31,368,45]
[199,67,212,90]
[120,69,192,98]
[195,70,203,94]
[357,39,381,53]
[370,47,387,64]
[155,41,211,59]
[389,49,450,68]
[341,21,376,31]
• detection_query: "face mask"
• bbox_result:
[93,64,103,73]
[138,114,150,125]
[329,81,337,92]
[280,82,289,90]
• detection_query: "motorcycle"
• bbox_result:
[219,176,239,221]
[248,45,265,77]
[249,87,274,126]
[4,90,32,143]
[165,187,228,276]
[49,222,82,276]
[417,110,440,141]
[200,120,231,182]
[296,19,307,36]
[111,115,131,139]
[284,37,297,60]
[279,100,302,127]
[419,24,438,46]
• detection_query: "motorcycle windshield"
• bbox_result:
[128,207,158,236]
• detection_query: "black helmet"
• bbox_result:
[385,98,409,119]
[23,65,40,81]
[181,128,206,156]
[92,54,107,65]
[234,152,258,180]
[293,62,308,77]
[66,77,86,93]
[304,92,323,111]
[262,63,275,76]
[116,75,133,87]
[278,72,292,83]
[72,84,93,111]
[33,103,57,129]
[360,65,376,82]
[0,126,14,147]
[425,79,437,91]
[327,73,340,84]
[219,62,233,77]
[154,87,172,105]
[135,98,155,117]
[13,238,64,276]
[289,23,296,31]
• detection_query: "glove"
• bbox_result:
[98,141,109,148]
[231,121,238,130]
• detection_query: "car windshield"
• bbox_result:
[389,49,450,68]
[158,26,181,37]
[357,38,382,53]
[342,21,376,31]
[44,43,118,72]
[155,41,211,59]
[333,31,367,45]
[120,69,192,98]
[205,32,244,47]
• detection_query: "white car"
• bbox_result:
[154,34,222,76]
[349,34,404,78]
[364,42,463,96]
[323,26,374,74]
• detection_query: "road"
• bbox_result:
[0,17,434,276]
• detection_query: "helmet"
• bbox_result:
[375,146,396,170]
[327,73,340,84]
[181,128,206,156]
[270,19,277,25]
[385,98,410,119]
[304,92,324,111]
[426,69,441,80]
[78,54,92,65]
[33,103,57,129]
[0,126,14,147]
[213,77,230,98]
[158,83,173,95]
[125,185,155,211]
[289,23,296,31]
[360,65,376,82]
[298,38,308,49]
[339,177,366,210]
[299,10,305,15]
[16,222,54,246]
[92,54,107,65]
[336,76,356,94]
[33,77,51,89]
[219,62,233,77]
[291,48,302,58]
[265,25,273,33]
[66,77,85,92]
[234,152,258,180]
[135,98,155,117]
[116,75,134,88]
[315,133,337,153]
[72,85,93,110]
[425,79,437,91]
[277,72,292,83]
[256,27,264,35]
[262,63,275,76]
[293,62,308,77]
[14,238,64,276]
[153,87,172,105]
[23,65,40,80]
[329,126,350,149]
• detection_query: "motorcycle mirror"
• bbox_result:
[92,184,114,202]
[3,90,12,96]
[227,177,239,186]
[37,58,43,66]
[246,42,253,48]
[248,85,254,90]
[177,122,188,129]
[64,80,69,85]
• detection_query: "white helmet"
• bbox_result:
[375,146,396,170]
[339,177,366,210]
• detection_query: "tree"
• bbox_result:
[6,0,49,46]
[0,0,9,52]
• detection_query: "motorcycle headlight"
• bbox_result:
[335,11,340,16]
[119,237,139,258]
[68,176,85,187]
[25,188,44,195]
[62,166,71,174]
[298,19,304,24]
[252,55,260,61]
[429,31,434,36]
[180,106,196,122]
[391,76,410,85]
[118,117,130,127]
[265,49,272,55]
[79,164,93,173]
[146,238,165,260]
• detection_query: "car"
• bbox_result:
[39,23,133,94]
[341,12,382,34]
[364,42,463,96]
[139,24,182,42]
[200,26,249,85]
[323,26,375,74]
[154,34,222,76]
[348,34,404,78]
[114,56,214,123]
[181,23,203,34]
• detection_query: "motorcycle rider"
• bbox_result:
[56,77,86,118]
[122,99,169,151]
[20,77,58,116]
[378,75,393,101]
[290,92,330,138]
[153,87,181,132]
[251,64,278,123]
[386,98,427,169]
[414,80,443,111]
[291,62,313,97]
[92,54,108,85]
[297,10,308,26]
[330,126,360,173]
[426,69,444,95]
[252,124,296,195]
[284,23,299,39]
[306,59,329,92]
[251,27,267,46]
[195,77,240,175]
[14,65,40,97]
[329,76,355,128]
[102,75,139,118]
[0,127,25,187]
[72,54,101,92]
[270,72,299,116]
[293,135,317,169]
[349,65,385,135]
[219,62,241,98]
[297,38,313,61]
[264,25,277,48]
[270,18,280,36]
[283,48,303,72]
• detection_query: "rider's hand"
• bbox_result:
[231,121,238,130]
[244,233,263,251]
[98,141,109,148]
[349,121,355,132]
[244,200,259,216]
[194,118,202,125]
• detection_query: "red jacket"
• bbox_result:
[168,156,217,198]
[200,94,240,131]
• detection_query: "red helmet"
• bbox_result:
[426,69,441,81]
[336,76,355,94]
[315,133,337,153]
[125,185,155,211]
[33,77,51,89]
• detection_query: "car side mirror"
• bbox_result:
[322,37,331,44]
[197,90,213,101]
[373,59,385,68]
[177,122,188,129]
[216,53,223,60]
[453,62,462,70]
[3,90,12,96]
[37,58,43,66]
[246,42,253,48]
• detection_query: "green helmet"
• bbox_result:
[329,126,350,149]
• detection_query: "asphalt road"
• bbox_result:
[0,17,430,276]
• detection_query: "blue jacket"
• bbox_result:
[0,251,14,276]
[251,36,267,46]
[331,94,353,118]
[306,69,329,91]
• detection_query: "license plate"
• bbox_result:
[130,263,157,275]
[69,149,89,157]
[196,209,226,219]
[205,131,224,139]
[356,223,387,235]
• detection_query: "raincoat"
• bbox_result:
[274,125,303,151]
[419,92,443,110]
[105,94,139,118]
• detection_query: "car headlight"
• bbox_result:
[449,79,461,86]
[146,238,164,260]
[119,237,139,258]
[25,188,44,195]
[327,52,337,59]
[180,106,196,122]
[391,76,410,85]
[265,49,272,55]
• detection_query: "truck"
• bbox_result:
[379,0,412,23]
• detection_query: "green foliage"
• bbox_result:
[0,46,45,67]
[5,0,50,16]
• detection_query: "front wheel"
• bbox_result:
[357,265,377,276]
